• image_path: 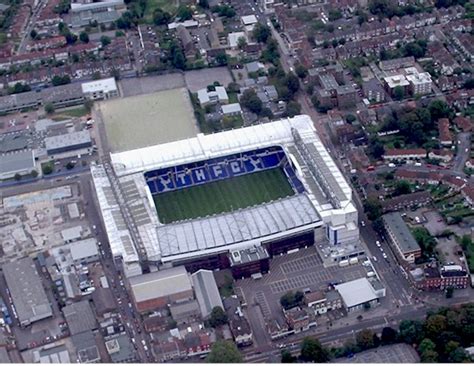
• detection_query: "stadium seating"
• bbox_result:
[144,146,305,195]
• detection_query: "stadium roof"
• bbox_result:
[191,269,223,318]
[382,212,420,254]
[81,77,117,94]
[335,278,379,308]
[157,194,321,261]
[129,266,192,303]
[0,150,35,177]
[2,257,53,325]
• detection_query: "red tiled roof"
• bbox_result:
[438,118,452,142]
[385,148,427,156]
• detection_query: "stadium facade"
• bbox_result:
[92,115,360,277]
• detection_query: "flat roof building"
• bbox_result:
[81,78,118,100]
[62,300,98,335]
[0,150,36,180]
[383,212,421,263]
[191,269,223,318]
[2,257,53,326]
[335,277,383,312]
[69,238,99,264]
[130,266,194,313]
[45,130,92,156]
[41,83,84,108]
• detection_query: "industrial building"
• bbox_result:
[335,277,385,312]
[45,130,92,156]
[0,150,36,180]
[62,300,98,335]
[69,238,99,265]
[2,257,53,326]
[382,212,421,263]
[191,269,223,318]
[129,266,194,313]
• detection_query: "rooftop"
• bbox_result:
[0,150,35,176]
[129,266,192,303]
[69,238,98,261]
[81,77,117,94]
[191,269,223,318]
[335,277,379,308]
[44,130,91,152]
[384,75,410,88]
[383,212,421,254]
[2,257,52,325]
[62,300,97,335]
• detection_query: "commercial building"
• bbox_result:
[0,150,36,180]
[2,257,53,326]
[69,238,99,265]
[71,331,101,363]
[45,130,92,156]
[81,78,118,100]
[62,300,98,335]
[304,290,342,314]
[169,300,201,324]
[229,246,270,279]
[130,266,194,313]
[335,277,385,312]
[69,0,125,28]
[105,334,137,363]
[191,269,223,318]
[411,264,469,290]
[41,83,84,109]
[382,212,421,263]
[362,78,385,103]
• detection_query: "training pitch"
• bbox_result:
[153,168,294,224]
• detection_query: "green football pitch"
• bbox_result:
[153,168,295,224]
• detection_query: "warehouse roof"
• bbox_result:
[62,300,97,335]
[383,212,421,254]
[0,150,35,175]
[335,278,378,308]
[2,257,52,325]
[191,269,223,318]
[129,266,192,303]
[69,238,98,262]
[45,130,91,151]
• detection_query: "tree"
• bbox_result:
[100,35,111,47]
[237,36,247,50]
[346,114,356,124]
[445,287,454,298]
[364,198,382,221]
[79,31,89,43]
[206,341,243,363]
[285,72,300,96]
[425,314,447,338]
[372,217,385,234]
[463,78,474,89]
[399,319,424,345]
[356,329,377,350]
[300,337,330,363]
[393,85,405,100]
[367,136,385,159]
[84,100,93,112]
[281,349,296,363]
[240,89,263,115]
[253,23,271,43]
[30,29,38,39]
[42,163,53,175]
[212,4,236,18]
[280,291,304,310]
[13,173,22,181]
[199,0,209,8]
[177,5,192,20]
[428,100,451,121]
[286,101,301,117]
[393,180,411,196]
[421,350,439,363]
[419,338,436,354]
[30,170,38,178]
[215,52,228,66]
[208,306,228,328]
[52,75,71,86]
[66,161,75,170]
[9,82,31,94]
[153,8,171,25]
[44,103,55,114]
[381,327,398,345]
[295,64,308,79]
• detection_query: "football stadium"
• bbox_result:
[92,115,361,277]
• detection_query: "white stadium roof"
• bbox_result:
[157,194,321,262]
[95,115,357,267]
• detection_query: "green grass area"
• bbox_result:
[153,168,294,224]
[144,0,178,22]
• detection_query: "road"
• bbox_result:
[453,132,472,172]
[17,0,48,54]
